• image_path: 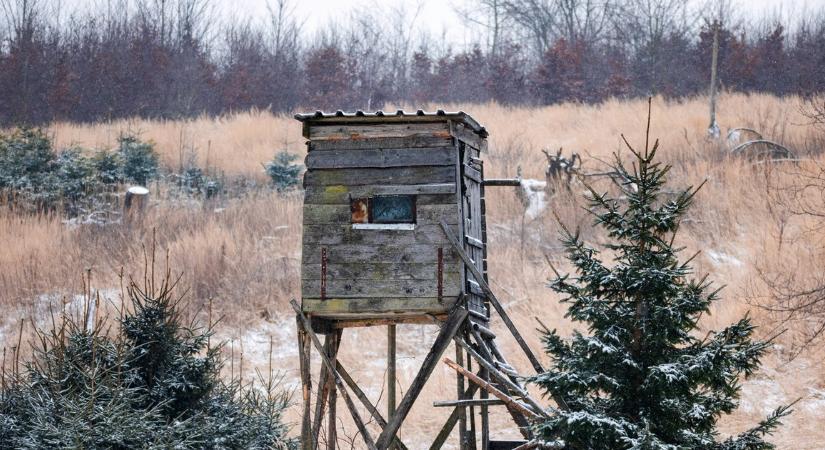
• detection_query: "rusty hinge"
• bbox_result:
[437,247,443,303]
[321,247,327,301]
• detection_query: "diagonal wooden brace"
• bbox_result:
[455,338,549,418]
[440,219,545,375]
[443,358,538,420]
[337,362,409,450]
[374,306,468,450]
[441,220,571,413]
[292,300,378,450]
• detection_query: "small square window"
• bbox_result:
[350,195,416,226]
[371,195,416,224]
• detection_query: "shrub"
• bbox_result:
[0,128,58,207]
[55,148,99,207]
[0,258,296,449]
[174,153,224,198]
[265,152,302,191]
[92,150,125,185]
[118,135,158,186]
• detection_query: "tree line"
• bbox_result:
[0,0,823,125]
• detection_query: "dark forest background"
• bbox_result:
[0,0,823,125]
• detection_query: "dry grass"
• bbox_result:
[2,93,824,448]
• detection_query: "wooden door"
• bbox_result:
[461,143,487,318]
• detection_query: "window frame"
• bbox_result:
[350,194,417,229]
[368,195,417,225]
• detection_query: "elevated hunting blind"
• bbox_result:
[298,110,489,329]
[293,110,547,450]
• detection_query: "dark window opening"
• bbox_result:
[351,195,416,224]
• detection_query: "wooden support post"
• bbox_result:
[375,307,468,450]
[456,338,467,449]
[337,362,409,450]
[312,337,333,449]
[481,361,490,450]
[291,300,378,450]
[467,353,477,450]
[387,324,397,450]
[327,331,341,450]
[429,374,482,450]
[466,333,532,439]
[297,314,314,450]
[441,220,546,377]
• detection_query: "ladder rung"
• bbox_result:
[433,399,505,408]
[471,321,496,339]
[495,363,520,378]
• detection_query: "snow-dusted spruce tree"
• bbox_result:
[532,103,790,450]
[0,255,295,449]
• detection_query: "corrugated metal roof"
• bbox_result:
[294,109,488,138]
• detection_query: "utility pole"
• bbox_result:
[708,20,720,138]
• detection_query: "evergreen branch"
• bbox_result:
[715,401,797,450]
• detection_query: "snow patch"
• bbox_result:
[803,388,825,414]
[127,185,149,195]
[706,250,743,268]
[518,178,547,219]
[739,378,787,415]
[238,318,298,366]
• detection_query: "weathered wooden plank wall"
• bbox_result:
[308,122,450,141]
[303,166,455,186]
[301,122,464,318]
[305,147,454,169]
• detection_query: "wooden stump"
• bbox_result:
[123,186,149,223]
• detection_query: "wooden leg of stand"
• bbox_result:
[456,339,467,449]
[291,300,378,450]
[375,307,468,450]
[312,338,331,449]
[467,352,477,450]
[297,315,313,450]
[387,324,396,450]
[327,331,341,450]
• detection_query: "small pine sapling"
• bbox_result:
[265,151,302,191]
[55,148,99,213]
[533,100,791,450]
[118,134,159,186]
[92,150,125,185]
[0,128,58,208]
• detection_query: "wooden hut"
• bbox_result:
[297,110,490,331]
[292,110,544,450]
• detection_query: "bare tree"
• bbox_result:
[502,0,615,58]
[377,1,424,101]
[611,0,697,52]
[756,126,825,354]
[452,0,511,56]
[803,95,825,132]
[265,0,301,60]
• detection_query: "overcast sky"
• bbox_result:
[237,0,823,36]
[62,0,825,47]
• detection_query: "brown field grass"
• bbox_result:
[2,93,825,448]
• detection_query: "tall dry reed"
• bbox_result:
[0,93,821,447]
